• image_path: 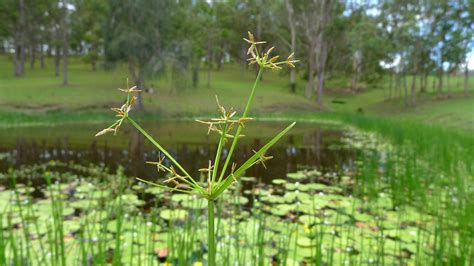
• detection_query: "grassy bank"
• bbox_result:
[0,56,317,115]
[0,55,473,131]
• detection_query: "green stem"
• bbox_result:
[215,68,263,190]
[211,123,227,188]
[208,199,216,266]
[127,116,206,194]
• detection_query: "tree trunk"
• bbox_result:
[305,73,314,99]
[40,43,45,69]
[351,50,362,92]
[388,72,393,100]
[465,61,469,96]
[13,0,26,77]
[305,46,315,99]
[419,73,426,93]
[289,62,296,93]
[61,2,69,86]
[136,74,144,110]
[301,0,333,104]
[315,38,329,106]
[14,36,25,77]
[437,69,443,94]
[207,59,211,88]
[411,74,416,106]
[446,71,451,97]
[216,43,223,71]
[55,45,61,78]
[128,57,144,110]
[316,70,325,105]
[403,73,408,107]
[20,14,26,76]
[285,0,297,93]
[256,1,262,41]
[351,58,357,92]
[192,66,199,88]
[30,44,36,69]
[207,41,212,88]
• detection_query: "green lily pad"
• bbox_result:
[160,209,187,220]
[272,179,287,185]
[287,172,306,180]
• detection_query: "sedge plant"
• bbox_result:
[95,32,298,265]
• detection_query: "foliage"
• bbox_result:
[96,33,297,265]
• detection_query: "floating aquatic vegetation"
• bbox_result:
[0,158,468,265]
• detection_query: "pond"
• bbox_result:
[0,120,471,265]
[0,121,356,185]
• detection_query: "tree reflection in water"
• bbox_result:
[1,123,356,185]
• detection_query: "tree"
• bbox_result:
[105,0,172,110]
[298,0,337,105]
[285,0,297,93]
[0,0,28,77]
[71,0,107,71]
[61,0,69,85]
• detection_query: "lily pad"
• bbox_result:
[160,209,187,220]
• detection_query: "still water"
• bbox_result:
[0,121,356,182]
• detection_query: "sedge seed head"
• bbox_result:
[244,32,298,71]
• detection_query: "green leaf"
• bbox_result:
[211,122,296,199]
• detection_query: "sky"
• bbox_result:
[348,0,474,71]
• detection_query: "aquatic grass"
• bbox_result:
[0,157,471,264]
[95,32,298,265]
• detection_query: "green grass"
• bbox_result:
[325,75,474,131]
[1,54,473,131]
[0,55,317,115]
[385,96,474,131]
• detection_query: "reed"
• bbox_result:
[95,32,298,265]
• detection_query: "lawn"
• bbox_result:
[1,55,473,131]
[0,55,317,115]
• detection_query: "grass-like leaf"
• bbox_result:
[211,121,296,199]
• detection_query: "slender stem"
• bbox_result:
[208,199,216,266]
[215,68,263,190]
[127,117,207,194]
[211,123,227,189]
[212,122,295,198]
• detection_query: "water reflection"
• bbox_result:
[0,122,356,183]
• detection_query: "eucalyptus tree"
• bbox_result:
[167,0,209,90]
[380,0,418,106]
[402,2,426,106]
[295,0,340,105]
[105,0,172,110]
[0,0,56,76]
[24,0,48,69]
[343,4,388,93]
[71,0,107,71]
[423,0,472,95]
[41,0,65,78]
[426,1,456,94]
[214,0,236,71]
[60,0,69,85]
[261,0,301,93]
[0,0,28,76]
